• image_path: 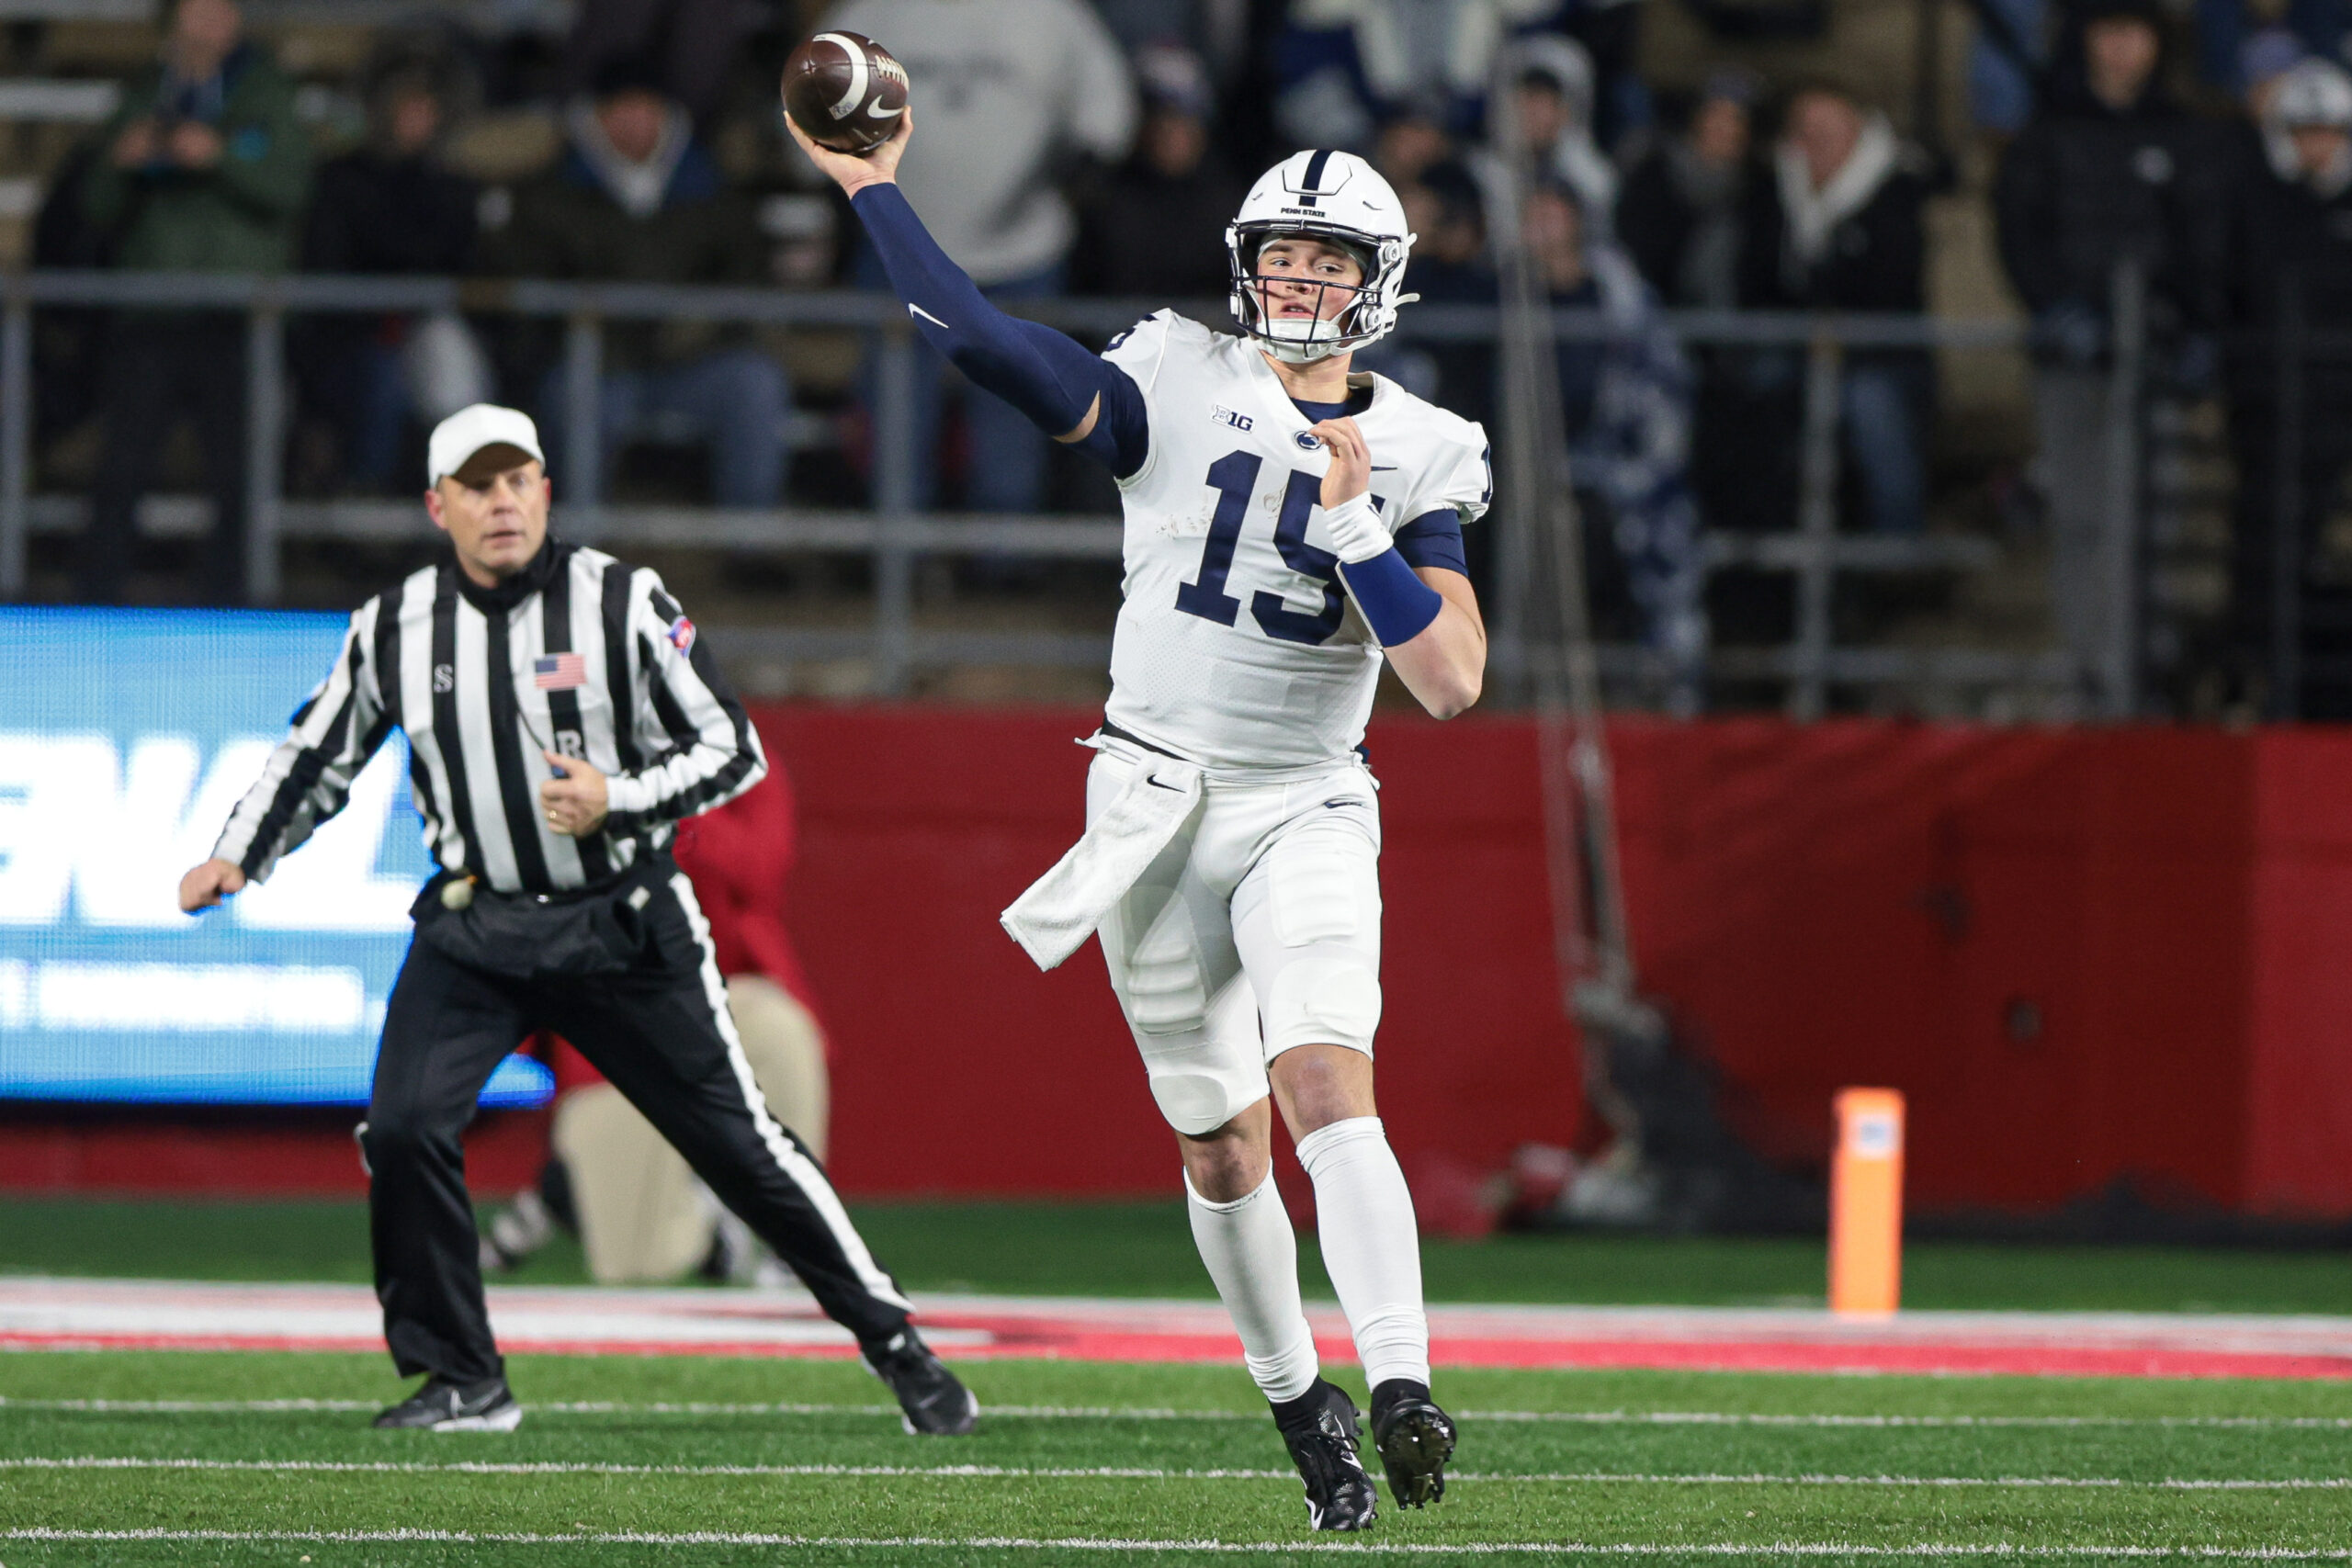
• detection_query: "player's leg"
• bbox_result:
[1234,778,1455,1506]
[361,939,532,1430]
[1092,754,1374,1529]
[545,872,975,1434]
[1092,753,1320,1399]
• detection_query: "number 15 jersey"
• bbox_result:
[1100,311,1493,773]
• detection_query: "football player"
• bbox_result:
[791,108,1487,1530]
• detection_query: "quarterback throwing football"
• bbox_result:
[793,107,1488,1529]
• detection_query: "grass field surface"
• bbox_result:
[8,1198,2352,1314]
[0,1349,2346,1564]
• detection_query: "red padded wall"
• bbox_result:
[7,706,2351,1216]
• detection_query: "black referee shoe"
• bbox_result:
[864,1329,978,1435]
[1370,1378,1456,1508]
[1273,1379,1378,1531]
[372,1374,523,1432]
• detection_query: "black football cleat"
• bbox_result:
[372,1374,522,1432]
[865,1328,978,1435]
[1370,1378,1456,1508]
[1276,1379,1379,1531]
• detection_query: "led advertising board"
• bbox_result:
[0,607,550,1108]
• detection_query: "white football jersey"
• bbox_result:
[1101,311,1492,772]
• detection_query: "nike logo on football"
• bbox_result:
[909,303,949,330]
[866,100,902,118]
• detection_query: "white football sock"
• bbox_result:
[1295,1115,1430,1390]
[1185,1170,1320,1403]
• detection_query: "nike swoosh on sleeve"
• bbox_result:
[909,303,949,330]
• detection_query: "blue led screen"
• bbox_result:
[0,607,551,1108]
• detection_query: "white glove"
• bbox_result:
[1321,491,1393,565]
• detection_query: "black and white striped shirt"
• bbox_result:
[214,539,765,896]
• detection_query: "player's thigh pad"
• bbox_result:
[1234,807,1384,1060]
[1099,871,1268,1135]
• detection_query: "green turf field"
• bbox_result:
[0,1350,2346,1565]
[7,1196,2352,1313]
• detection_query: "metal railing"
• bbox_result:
[0,269,2098,708]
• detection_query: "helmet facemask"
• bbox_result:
[1227,222,1411,364]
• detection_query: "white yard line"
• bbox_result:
[4,1396,2349,1427]
[1,1529,2348,1558]
[2,1456,2345,1490]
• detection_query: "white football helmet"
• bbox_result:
[1226,149,1418,364]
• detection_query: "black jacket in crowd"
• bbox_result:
[1737,150,1930,315]
[1992,45,2229,333]
[303,147,479,276]
[1617,143,1758,310]
[1072,155,1250,301]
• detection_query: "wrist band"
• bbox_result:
[1322,491,1391,565]
[1337,548,1443,647]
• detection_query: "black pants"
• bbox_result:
[363,872,911,1382]
[83,314,249,605]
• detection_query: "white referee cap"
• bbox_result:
[427,404,546,486]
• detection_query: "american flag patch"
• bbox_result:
[533,653,588,691]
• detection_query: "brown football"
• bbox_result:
[781,30,909,154]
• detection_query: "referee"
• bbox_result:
[175,405,975,1435]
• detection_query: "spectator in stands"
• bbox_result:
[1272,0,1558,150]
[487,62,788,509]
[1554,0,1651,148]
[2194,0,2352,100]
[1473,34,1619,241]
[827,0,1135,513]
[2240,27,2312,128]
[1740,82,1933,536]
[1374,106,1458,190]
[1408,163,1499,301]
[300,45,485,492]
[75,0,309,604]
[1616,69,1767,537]
[1524,182,1706,682]
[564,0,753,124]
[1396,162,1499,422]
[1618,68,1758,310]
[1072,46,1245,300]
[2226,59,2352,707]
[1995,0,2228,686]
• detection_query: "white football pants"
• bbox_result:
[1088,739,1384,1136]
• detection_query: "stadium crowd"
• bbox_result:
[14,0,2352,709]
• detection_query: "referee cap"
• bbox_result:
[428,404,546,486]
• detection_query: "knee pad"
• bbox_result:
[1261,954,1382,1057]
[1140,985,1268,1136]
[1147,1060,1261,1137]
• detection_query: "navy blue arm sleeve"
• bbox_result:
[851,182,1148,479]
[1392,509,1468,575]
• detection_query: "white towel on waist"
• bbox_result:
[1001,758,1204,970]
